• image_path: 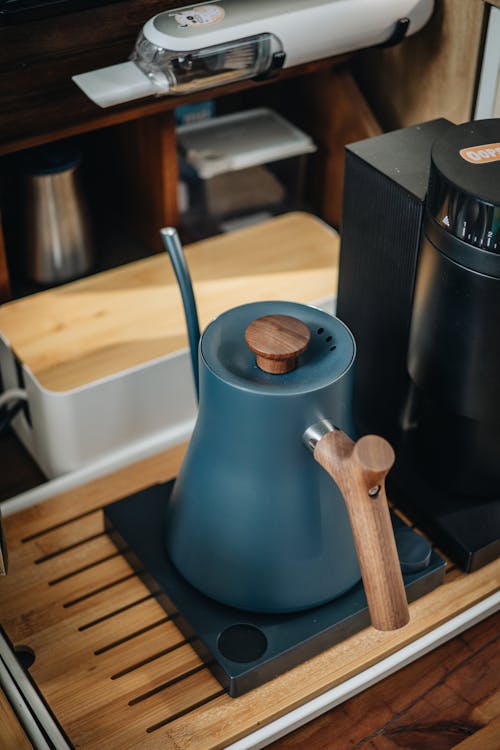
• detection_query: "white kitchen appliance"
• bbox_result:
[73,0,434,108]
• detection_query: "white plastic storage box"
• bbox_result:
[0,213,338,479]
[177,108,317,236]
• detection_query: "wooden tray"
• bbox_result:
[1,444,499,750]
[0,683,32,750]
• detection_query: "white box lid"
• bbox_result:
[177,107,317,179]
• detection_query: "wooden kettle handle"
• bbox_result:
[314,431,409,631]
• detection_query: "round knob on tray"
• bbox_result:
[245,315,311,374]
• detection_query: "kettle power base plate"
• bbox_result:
[104,481,446,697]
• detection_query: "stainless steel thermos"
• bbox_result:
[24,142,94,284]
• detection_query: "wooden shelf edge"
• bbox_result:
[0,56,352,158]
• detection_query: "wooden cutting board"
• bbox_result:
[0,212,339,392]
[0,444,499,750]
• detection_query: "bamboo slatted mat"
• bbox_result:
[0,680,32,749]
[1,444,499,750]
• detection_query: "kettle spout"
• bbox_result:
[161,227,201,401]
[303,421,409,631]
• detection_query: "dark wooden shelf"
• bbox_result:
[0,59,351,156]
[0,0,351,156]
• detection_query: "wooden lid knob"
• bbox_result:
[245,315,311,374]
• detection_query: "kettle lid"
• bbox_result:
[201,300,355,394]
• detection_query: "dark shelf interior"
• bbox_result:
[0,73,326,299]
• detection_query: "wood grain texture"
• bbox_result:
[114,111,179,252]
[0,441,498,750]
[0,0,183,155]
[270,611,500,750]
[354,0,486,130]
[245,314,311,374]
[0,685,33,750]
[291,67,382,228]
[0,212,339,391]
[0,213,10,304]
[314,431,409,631]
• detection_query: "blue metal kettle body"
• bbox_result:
[167,299,360,612]
[161,228,409,626]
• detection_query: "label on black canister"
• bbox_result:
[460,142,500,164]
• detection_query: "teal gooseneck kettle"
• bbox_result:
[161,228,409,630]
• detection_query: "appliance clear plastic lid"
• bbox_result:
[73,32,284,107]
[132,32,283,96]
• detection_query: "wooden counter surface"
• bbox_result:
[0,440,498,750]
[270,612,500,750]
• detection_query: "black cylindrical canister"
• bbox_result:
[408,119,500,496]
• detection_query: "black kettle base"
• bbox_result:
[104,481,445,698]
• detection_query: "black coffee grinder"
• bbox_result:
[407,120,500,498]
[338,118,500,571]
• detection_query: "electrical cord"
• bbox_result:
[0,388,28,436]
[0,399,25,436]
[0,388,28,410]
